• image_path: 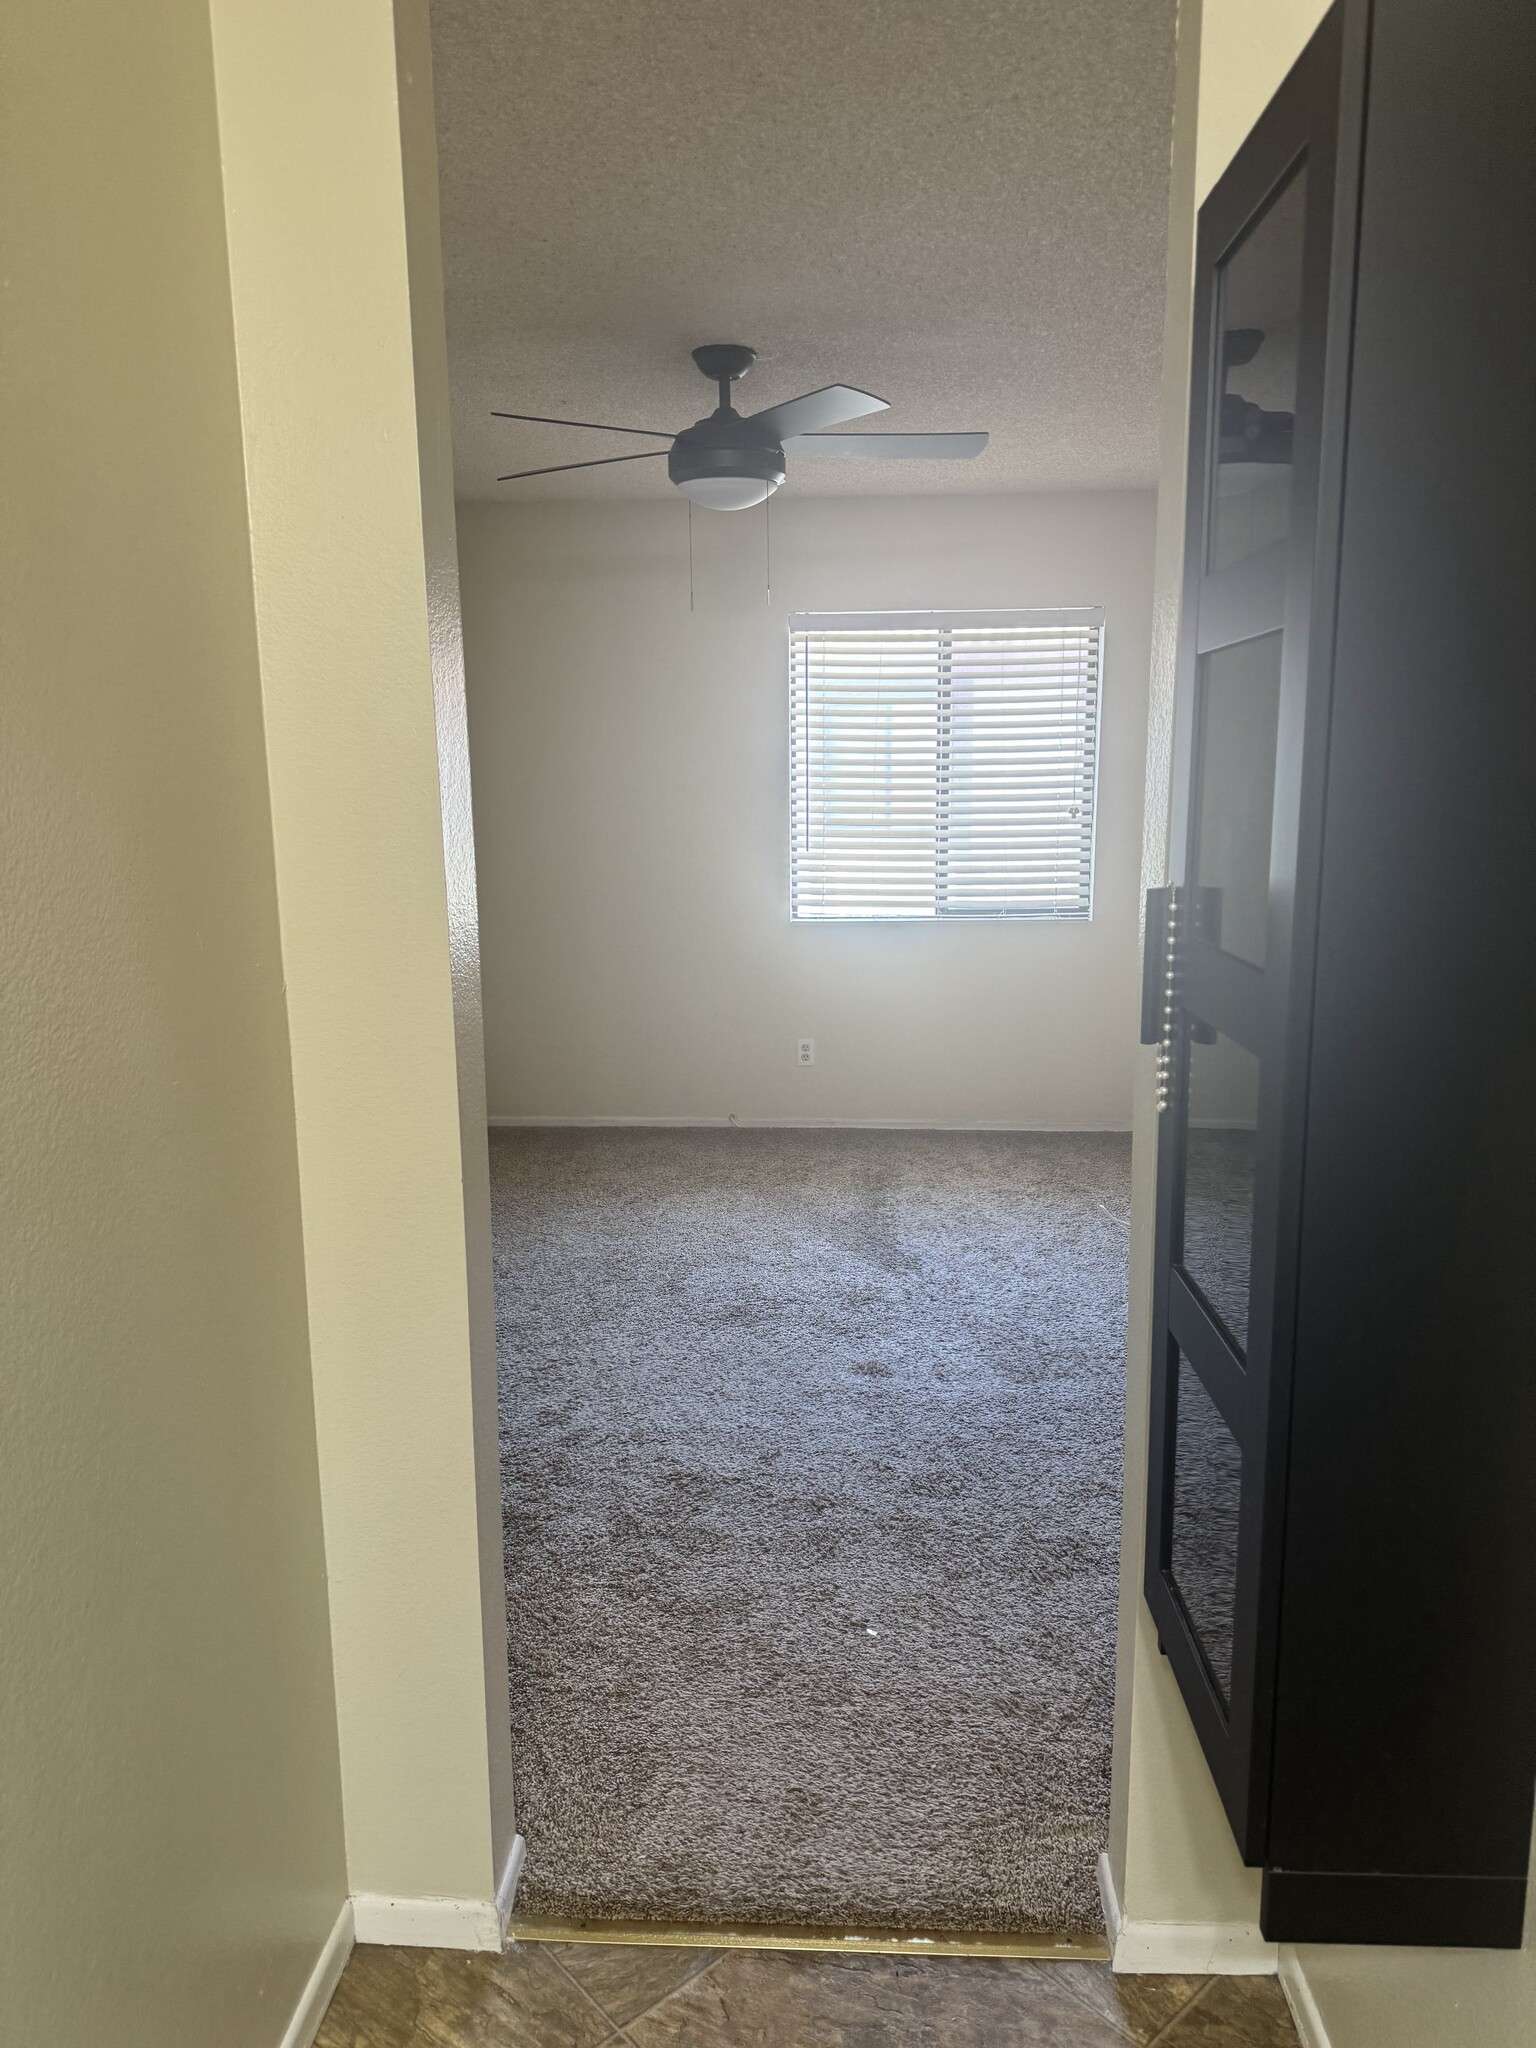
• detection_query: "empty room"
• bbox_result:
[11,0,1534,2044]
[437,0,1165,1952]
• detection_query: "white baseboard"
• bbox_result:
[1111,1919,1277,1975]
[1097,1852,1278,1976]
[351,1889,502,1949]
[1279,1946,1333,2048]
[352,1833,526,1953]
[279,1898,354,2048]
[488,1115,1132,1133]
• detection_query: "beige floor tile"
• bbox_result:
[314,1939,1242,2048]
[314,1945,427,2048]
[1158,1975,1301,2046]
[315,1941,618,2048]
[623,1949,1204,2048]
[1052,1965,1210,2044]
[544,1939,723,2027]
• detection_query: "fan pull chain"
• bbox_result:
[687,498,695,613]
[764,489,772,608]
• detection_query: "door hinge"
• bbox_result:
[1141,885,1180,1114]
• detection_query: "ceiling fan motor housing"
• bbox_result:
[668,407,787,503]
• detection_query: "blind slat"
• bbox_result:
[789,613,1102,921]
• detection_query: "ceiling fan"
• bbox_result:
[494,344,989,511]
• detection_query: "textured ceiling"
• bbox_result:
[430,0,1177,502]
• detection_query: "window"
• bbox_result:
[789,609,1104,920]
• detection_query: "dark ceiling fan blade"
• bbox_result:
[491,411,675,440]
[496,449,670,482]
[783,431,989,460]
[747,384,889,439]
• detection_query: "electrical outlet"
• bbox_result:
[797,1037,815,1066]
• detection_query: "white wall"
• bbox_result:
[459,491,1155,1128]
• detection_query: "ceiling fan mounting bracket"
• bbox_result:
[691,343,758,385]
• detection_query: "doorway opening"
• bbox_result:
[427,0,1176,1942]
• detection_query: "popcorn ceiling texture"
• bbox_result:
[491,1126,1130,1935]
[429,0,1177,501]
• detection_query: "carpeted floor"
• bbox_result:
[489,1127,1131,1937]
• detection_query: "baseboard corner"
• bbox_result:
[349,1837,524,1956]
[352,1883,503,1953]
[1098,1856,1277,1976]
[1278,1945,1333,2048]
[279,1897,354,2048]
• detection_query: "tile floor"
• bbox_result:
[314,1938,1304,2046]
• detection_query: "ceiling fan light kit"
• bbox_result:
[494,344,988,509]
[669,349,786,509]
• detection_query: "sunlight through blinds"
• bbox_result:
[789,610,1104,920]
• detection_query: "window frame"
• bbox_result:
[786,607,1106,925]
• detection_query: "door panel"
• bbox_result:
[1143,0,1365,1859]
[1192,635,1284,968]
[1179,1028,1261,1354]
[1170,1352,1245,1702]
[1209,167,1308,575]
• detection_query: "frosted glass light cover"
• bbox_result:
[677,474,777,511]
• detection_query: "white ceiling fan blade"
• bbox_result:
[747,385,888,438]
[784,431,989,460]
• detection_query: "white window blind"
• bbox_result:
[789,609,1104,920]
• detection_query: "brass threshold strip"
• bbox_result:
[511,1913,1109,1963]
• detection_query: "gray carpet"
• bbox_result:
[489,1127,1131,1936]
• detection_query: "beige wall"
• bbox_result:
[207,0,517,1918]
[1284,1900,1536,2048]
[1115,4,1535,2040]
[459,491,1155,1128]
[0,2,346,2041]
[1194,0,1336,204]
